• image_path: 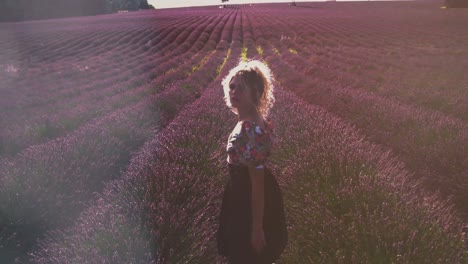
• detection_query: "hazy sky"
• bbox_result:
[149,0,331,9]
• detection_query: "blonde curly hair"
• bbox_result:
[222,59,275,118]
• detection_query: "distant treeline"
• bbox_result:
[0,0,154,22]
[445,0,468,7]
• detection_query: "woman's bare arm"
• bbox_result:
[249,165,265,228]
[248,165,266,253]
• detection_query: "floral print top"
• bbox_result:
[226,119,273,167]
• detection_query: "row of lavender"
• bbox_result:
[252,2,468,121]
[0,8,238,262]
[242,4,468,220]
[1,13,186,110]
[31,44,465,263]
[1,14,186,153]
[0,9,236,157]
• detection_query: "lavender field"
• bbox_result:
[0,1,467,263]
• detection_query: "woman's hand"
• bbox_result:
[251,226,266,254]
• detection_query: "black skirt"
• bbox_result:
[217,163,288,264]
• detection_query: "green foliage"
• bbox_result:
[181,83,195,93]
[0,0,108,22]
[256,46,264,56]
[36,119,61,140]
[445,0,468,8]
[109,0,153,11]
[289,48,298,54]
[241,47,248,61]
[217,48,231,75]
[0,0,154,21]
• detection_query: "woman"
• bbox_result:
[217,59,288,264]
